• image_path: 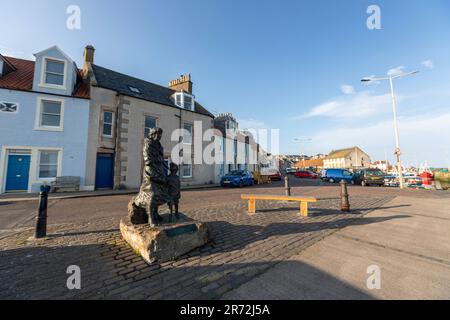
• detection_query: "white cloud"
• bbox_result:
[340,84,355,95]
[306,112,450,167]
[387,65,405,77]
[298,91,393,119]
[421,59,434,69]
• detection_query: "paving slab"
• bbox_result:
[222,196,450,300]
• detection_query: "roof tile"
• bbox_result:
[0,56,89,99]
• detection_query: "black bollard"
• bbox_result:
[35,185,51,239]
[285,176,291,197]
[340,180,350,212]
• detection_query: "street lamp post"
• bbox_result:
[361,71,419,189]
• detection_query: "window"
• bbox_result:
[174,93,195,111]
[0,102,18,113]
[184,95,193,110]
[40,100,62,128]
[176,94,182,106]
[182,164,192,178]
[129,86,141,94]
[103,111,114,137]
[38,151,59,179]
[44,59,65,86]
[183,123,193,144]
[144,116,157,138]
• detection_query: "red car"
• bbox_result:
[294,170,318,179]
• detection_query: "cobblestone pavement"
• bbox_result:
[2,179,447,232]
[0,188,394,300]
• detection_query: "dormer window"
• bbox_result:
[184,95,193,110]
[41,57,66,88]
[174,92,195,111]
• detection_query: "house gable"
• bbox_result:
[32,46,78,96]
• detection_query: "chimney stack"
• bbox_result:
[168,74,193,94]
[83,45,95,76]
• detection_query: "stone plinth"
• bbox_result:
[120,218,208,264]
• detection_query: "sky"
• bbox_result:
[1,0,450,167]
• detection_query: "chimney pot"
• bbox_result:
[81,45,95,80]
[84,45,95,65]
[169,73,193,94]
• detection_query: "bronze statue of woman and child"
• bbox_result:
[129,127,181,227]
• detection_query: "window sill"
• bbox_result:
[39,83,67,91]
[34,126,64,132]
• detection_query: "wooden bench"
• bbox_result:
[241,194,317,217]
[51,176,81,193]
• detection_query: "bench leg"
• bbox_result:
[248,199,256,215]
[300,202,308,217]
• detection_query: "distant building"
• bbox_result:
[371,160,391,171]
[311,154,327,160]
[213,113,259,183]
[294,158,324,170]
[277,155,303,170]
[323,147,371,169]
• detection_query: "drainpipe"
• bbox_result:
[113,93,121,190]
[175,108,183,171]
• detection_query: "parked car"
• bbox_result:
[285,168,297,175]
[354,169,385,186]
[220,170,254,188]
[269,171,282,181]
[321,169,356,184]
[294,170,318,179]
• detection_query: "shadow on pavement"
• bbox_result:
[0,243,375,300]
[205,215,411,253]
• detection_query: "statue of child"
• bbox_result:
[167,163,181,222]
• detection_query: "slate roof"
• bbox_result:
[326,147,362,159]
[0,56,90,99]
[91,64,214,118]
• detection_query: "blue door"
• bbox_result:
[95,153,114,189]
[5,155,31,192]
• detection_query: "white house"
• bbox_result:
[213,113,260,183]
[0,46,91,193]
[323,147,371,170]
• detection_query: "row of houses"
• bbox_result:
[293,147,373,170]
[0,45,266,194]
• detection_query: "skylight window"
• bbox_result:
[129,86,141,94]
